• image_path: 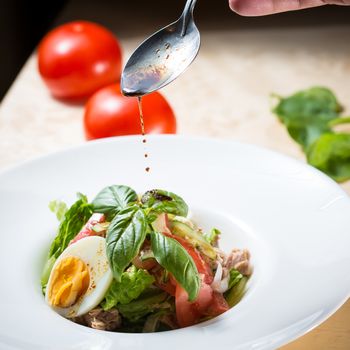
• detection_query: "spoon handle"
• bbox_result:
[180,0,198,36]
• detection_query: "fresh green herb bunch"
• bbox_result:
[273,87,350,182]
[92,186,200,301]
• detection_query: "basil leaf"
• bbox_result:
[102,266,155,310]
[273,87,342,149]
[92,185,138,220]
[48,193,93,258]
[307,133,350,182]
[106,206,147,281]
[150,231,200,301]
[141,189,188,217]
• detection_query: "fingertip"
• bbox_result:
[228,0,268,16]
[228,0,248,15]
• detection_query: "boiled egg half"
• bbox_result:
[45,236,113,318]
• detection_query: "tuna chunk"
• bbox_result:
[73,308,121,331]
[224,249,252,276]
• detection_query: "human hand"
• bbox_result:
[229,0,350,16]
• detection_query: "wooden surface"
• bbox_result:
[0,1,349,348]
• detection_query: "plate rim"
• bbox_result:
[0,134,349,349]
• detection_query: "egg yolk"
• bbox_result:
[48,257,90,308]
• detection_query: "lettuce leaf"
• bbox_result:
[117,289,170,322]
[205,228,221,245]
[102,266,155,310]
[41,193,93,292]
[48,193,93,259]
[228,268,243,290]
[48,200,68,222]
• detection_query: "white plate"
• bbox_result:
[0,135,349,350]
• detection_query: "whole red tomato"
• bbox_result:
[84,84,176,139]
[38,21,122,99]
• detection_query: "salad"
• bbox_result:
[41,185,252,332]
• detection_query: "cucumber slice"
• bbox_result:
[170,220,217,259]
[225,277,248,307]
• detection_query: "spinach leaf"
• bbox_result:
[273,87,342,149]
[48,193,93,258]
[102,266,155,310]
[228,269,243,290]
[150,231,200,301]
[141,189,188,217]
[118,289,170,322]
[106,206,147,281]
[92,185,138,221]
[48,200,67,222]
[307,133,350,182]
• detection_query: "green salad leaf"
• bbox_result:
[92,185,138,221]
[41,256,56,293]
[48,200,68,222]
[118,289,170,322]
[102,266,155,310]
[205,227,221,245]
[41,193,93,292]
[150,231,200,301]
[143,309,173,333]
[273,87,342,149]
[307,133,350,182]
[141,189,188,217]
[48,193,93,259]
[228,269,243,290]
[106,206,148,281]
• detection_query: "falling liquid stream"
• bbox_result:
[137,97,150,173]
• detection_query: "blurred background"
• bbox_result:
[1,0,350,101]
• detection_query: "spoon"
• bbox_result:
[121,0,199,96]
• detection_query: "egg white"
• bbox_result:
[45,236,113,318]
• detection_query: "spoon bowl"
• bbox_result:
[121,0,199,96]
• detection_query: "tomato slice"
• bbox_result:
[206,292,230,317]
[175,284,200,328]
[157,231,229,327]
[162,232,213,284]
[152,267,176,296]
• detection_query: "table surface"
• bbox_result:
[0,1,349,348]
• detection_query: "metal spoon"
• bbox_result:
[121,0,199,97]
